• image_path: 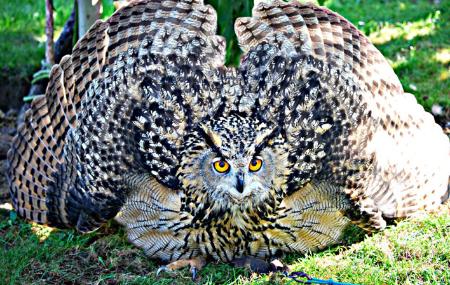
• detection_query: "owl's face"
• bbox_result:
[178,114,290,214]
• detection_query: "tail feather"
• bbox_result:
[8,103,58,224]
[26,96,62,166]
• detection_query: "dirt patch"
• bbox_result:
[0,108,18,204]
[0,160,9,202]
[19,232,157,284]
[0,71,31,111]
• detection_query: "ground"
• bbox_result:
[0,0,449,284]
[1,206,449,284]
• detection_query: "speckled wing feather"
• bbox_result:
[235,0,449,230]
[8,0,227,231]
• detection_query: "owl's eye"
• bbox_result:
[213,159,230,173]
[249,158,263,172]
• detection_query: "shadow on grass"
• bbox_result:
[1,206,367,285]
[0,207,250,285]
[0,208,160,284]
[0,31,43,110]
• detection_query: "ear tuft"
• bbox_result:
[255,126,275,146]
[200,124,222,148]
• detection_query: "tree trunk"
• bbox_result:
[77,0,101,38]
[54,6,76,63]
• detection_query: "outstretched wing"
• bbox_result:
[8,0,228,232]
[235,0,449,230]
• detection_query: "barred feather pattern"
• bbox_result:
[8,0,227,230]
[8,0,449,262]
[235,0,449,230]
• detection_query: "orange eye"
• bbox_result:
[249,158,263,172]
[213,160,230,173]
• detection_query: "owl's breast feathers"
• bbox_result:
[117,174,351,261]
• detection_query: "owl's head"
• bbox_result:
[177,114,290,214]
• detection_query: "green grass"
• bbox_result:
[0,0,72,77]
[0,0,73,109]
[1,207,449,284]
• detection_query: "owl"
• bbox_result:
[7,0,450,278]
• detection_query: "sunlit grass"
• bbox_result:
[30,223,56,242]
[1,208,449,284]
[326,0,449,110]
[368,11,439,45]
[435,48,450,65]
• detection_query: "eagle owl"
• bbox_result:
[7,0,450,275]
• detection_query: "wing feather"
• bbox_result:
[8,0,226,231]
[236,1,449,231]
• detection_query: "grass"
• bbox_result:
[0,0,72,76]
[0,0,449,284]
[0,0,73,109]
[1,206,449,284]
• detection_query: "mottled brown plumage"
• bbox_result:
[7,0,449,271]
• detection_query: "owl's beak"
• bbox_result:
[236,171,245,193]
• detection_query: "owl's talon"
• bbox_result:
[191,267,198,281]
[156,265,169,276]
[156,257,206,280]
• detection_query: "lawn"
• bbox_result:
[1,206,449,284]
[0,0,449,284]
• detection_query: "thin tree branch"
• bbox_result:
[45,0,55,65]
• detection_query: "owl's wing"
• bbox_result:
[235,0,449,230]
[8,0,228,232]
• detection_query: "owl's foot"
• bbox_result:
[231,256,288,273]
[156,257,206,281]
